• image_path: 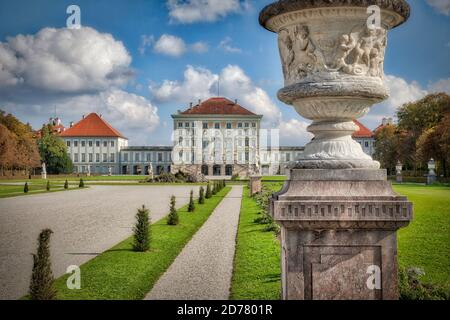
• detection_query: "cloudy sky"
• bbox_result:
[0,0,449,146]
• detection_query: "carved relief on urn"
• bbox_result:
[260,0,410,169]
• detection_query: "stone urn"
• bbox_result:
[260,0,410,169]
[260,1,413,300]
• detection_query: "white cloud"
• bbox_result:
[218,37,242,54]
[148,35,208,57]
[150,64,282,125]
[191,41,209,54]
[153,34,187,57]
[4,90,160,145]
[167,0,244,24]
[428,77,450,93]
[362,75,429,129]
[426,0,450,15]
[0,27,132,93]
[279,119,313,147]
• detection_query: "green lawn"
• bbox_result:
[0,181,82,198]
[261,176,287,181]
[231,182,449,299]
[52,187,231,300]
[394,185,450,285]
[230,186,281,300]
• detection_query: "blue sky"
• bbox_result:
[0,0,449,146]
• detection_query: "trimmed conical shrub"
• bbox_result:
[46,180,50,191]
[24,182,29,193]
[64,180,69,190]
[212,181,217,195]
[167,196,179,225]
[133,205,150,252]
[29,229,56,300]
[188,190,195,212]
[79,179,84,188]
[198,186,205,204]
[205,183,212,199]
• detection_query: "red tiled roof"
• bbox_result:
[352,120,374,138]
[180,97,257,116]
[60,113,126,139]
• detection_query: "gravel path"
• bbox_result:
[145,185,243,300]
[0,185,199,300]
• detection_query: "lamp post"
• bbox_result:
[396,161,403,183]
[260,0,413,300]
[427,158,436,185]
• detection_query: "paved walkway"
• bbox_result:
[0,185,199,300]
[146,185,243,300]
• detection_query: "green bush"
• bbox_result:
[399,267,450,300]
[212,181,217,195]
[79,179,84,188]
[29,229,56,300]
[188,190,195,212]
[231,174,239,181]
[64,180,69,190]
[132,206,150,252]
[24,182,29,193]
[46,180,50,191]
[198,186,205,204]
[205,183,212,199]
[263,222,280,234]
[167,196,179,225]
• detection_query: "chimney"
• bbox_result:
[198,99,201,105]
[55,117,61,126]
[189,102,193,108]
[70,121,74,128]
[99,114,103,118]
[82,114,85,119]
[235,99,238,104]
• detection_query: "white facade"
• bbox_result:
[171,114,263,176]
[64,137,128,175]
[120,147,172,175]
[354,137,375,157]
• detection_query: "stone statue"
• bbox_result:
[87,165,91,177]
[148,162,154,180]
[41,162,47,180]
[108,166,112,176]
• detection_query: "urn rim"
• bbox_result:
[259,0,410,31]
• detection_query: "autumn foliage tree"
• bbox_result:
[0,110,41,176]
[374,93,450,177]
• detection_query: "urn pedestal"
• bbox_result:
[271,169,412,299]
[259,0,413,300]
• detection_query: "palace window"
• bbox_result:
[135,153,140,162]
[103,153,107,162]
[74,141,78,147]
[203,122,208,129]
[81,141,86,147]
[178,122,183,128]
[238,123,243,128]
[245,123,249,128]
[89,153,93,162]
[365,141,369,148]
[81,154,86,162]
[88,141,93,147]
[146,153,151,161]
[158,153,163,162]
[185,122,190,128]
[96,141,100,147]
[123,153,128,162]
[67,141,71,147]
[103,141,107,147]
[74,153,79,162]
[110,153,115,162]
[252,122,256,128]
[111,141,115,147]
[226,123,232,129]
[96,153,100,162]
[215,123,220,129]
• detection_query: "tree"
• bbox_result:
[188,190,195,212]
[167,196,179,225]
[416,113,450,177]
[133,206,150,252]
[205,183,212,199]
[0,111,41,175]
[38,125,73,174]
[29,229,56,300]
[198,186,205,204]
[397,93,450,174]
[374,124,402,175]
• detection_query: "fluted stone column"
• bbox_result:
[260,0,413,300]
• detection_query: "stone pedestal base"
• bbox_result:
[249,175,262,196]
[270,169,413,300]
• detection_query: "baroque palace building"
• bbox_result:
[57,97,374,176]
